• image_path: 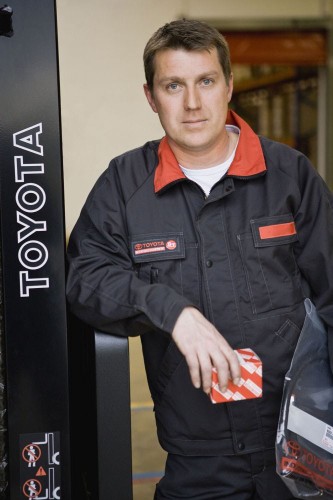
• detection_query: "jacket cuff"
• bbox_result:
[160,297,194,334]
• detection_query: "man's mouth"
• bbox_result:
[183,119,207,124]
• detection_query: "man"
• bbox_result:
[66,19,333,499]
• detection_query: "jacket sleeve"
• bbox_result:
[292,155,333,367]
[66,162,192,337]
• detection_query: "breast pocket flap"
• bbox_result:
[250,214,298,248]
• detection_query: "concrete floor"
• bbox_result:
[129,336,167,500]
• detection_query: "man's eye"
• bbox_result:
[167,83,179,91]
[202,78,213,86]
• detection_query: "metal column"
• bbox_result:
[0,1,71,498]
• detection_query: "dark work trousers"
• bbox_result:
[154,449,295,499]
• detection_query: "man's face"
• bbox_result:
[144,47,233,160]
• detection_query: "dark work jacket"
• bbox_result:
[66,110,333,456]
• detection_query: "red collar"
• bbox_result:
[154,110,267,193]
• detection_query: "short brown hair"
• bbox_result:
[143,19,231,90]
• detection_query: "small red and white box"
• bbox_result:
[210,348,262,404]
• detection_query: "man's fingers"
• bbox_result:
[225,348,241,385]
[186,347,241,395]
[218,341,241,385]
[197,351,215,394]
[171,307,241,395]
[210,351,232,393]
[186,353,201,389]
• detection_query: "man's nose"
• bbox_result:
[184,86,201,110]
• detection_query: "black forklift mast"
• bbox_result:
[0,2,132,498]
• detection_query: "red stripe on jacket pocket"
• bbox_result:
[259,222,296,240]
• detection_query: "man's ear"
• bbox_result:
[143,83,158,113]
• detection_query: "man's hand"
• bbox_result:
[172,307,241,395]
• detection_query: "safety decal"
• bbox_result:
[20,432,61,499]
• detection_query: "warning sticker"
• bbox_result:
[20,432,61,499]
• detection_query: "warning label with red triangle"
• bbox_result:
[36,466,47,477]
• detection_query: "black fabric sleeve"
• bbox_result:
[66,163,192,337]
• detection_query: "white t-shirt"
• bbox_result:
[180,125,240,196]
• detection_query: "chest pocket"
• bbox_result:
[130,232,201,307]
[237,213,304,315]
